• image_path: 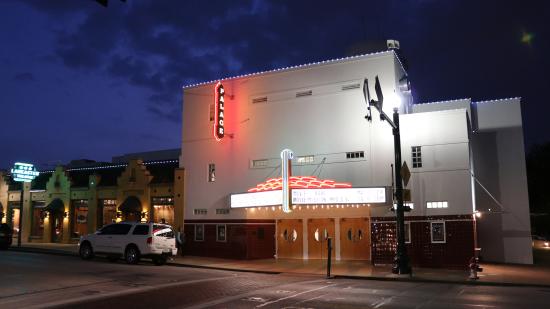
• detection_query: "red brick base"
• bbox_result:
[183,220,275,259]
[371,215,475,269]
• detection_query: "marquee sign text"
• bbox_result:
[214,82,225,141]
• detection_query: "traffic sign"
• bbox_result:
[401,161,411,187]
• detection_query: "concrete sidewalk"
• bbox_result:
[10,243,550,288]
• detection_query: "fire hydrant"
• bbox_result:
[469,256,482,280]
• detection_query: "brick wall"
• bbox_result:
[372,215,475,269]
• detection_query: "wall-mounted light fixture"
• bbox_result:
[141,211,147,219]
[63,211,68,218]
[116,211,122,218]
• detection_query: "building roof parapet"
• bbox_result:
[182,50,397,89]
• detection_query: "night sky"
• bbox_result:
[1,0,549,170]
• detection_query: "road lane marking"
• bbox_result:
[184,278,329,309]
[24,275,236,309]
[256,283,338,308]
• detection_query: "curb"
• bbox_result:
[10,246,78,257]
[333,274,550,289]
[166,261,281,275]
[10,247,550,289]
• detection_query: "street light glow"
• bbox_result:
[389,91,402,111]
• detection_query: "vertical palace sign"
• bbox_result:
[213,82,225,141]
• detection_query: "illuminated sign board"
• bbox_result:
[11,162,39,183]
[213,82,225,141]
[230,187,387,208]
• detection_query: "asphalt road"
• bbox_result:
[1,251,550,309]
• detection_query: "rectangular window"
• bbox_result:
[216,208,230,215]
[296,155,314,164]
[251,159,268,168]
[194,224,204,241]
[412,146,422,168]
[426,201,448,209]
[31,201,45,237]
[216,224,227,242]
[346,151,365,159]
[404,222,411,243]
[193,209,207,215]
[208,163,216,182]
[392,202,414,210]
[100,199,117,227]
[71,199,88,239]
[152,197,174,225]
[430,221,446,243]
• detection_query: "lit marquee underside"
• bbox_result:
[248,176,352,192]
[231,187,386,208]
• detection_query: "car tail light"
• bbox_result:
[147,237,152,245]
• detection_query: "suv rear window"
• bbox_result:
[132,225,149,235]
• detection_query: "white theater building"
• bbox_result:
[180,48,532,267]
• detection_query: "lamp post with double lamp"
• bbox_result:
[363,76,411,275]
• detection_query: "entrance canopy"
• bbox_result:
[44,198,64,214]
[231,176,386,208]
[118,196,141,213]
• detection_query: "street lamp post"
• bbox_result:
[363,76,411,275]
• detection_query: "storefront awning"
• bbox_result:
[44,198,64,214]
[118,196,141,213]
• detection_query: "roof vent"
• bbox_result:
[296,90,312,98]
[387,39,400,50]
[252,96,268,104]
[341,83,360,91]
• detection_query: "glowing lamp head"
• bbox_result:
[389,91,402,111]
[474,210,482,218]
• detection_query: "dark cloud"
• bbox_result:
[19,0,550,146]
[13,72,35,81]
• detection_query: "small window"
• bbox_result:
[393,202,414,210]
[427,201,448,209]
[194,209,207,215]
[194,224,204,241]
[216,208,230,215]
[132,225,149,235]
[412,146,422,168]
[296,155,314,164]
[345,151,365,159]
[208,163,216,182]
[216,224,227,242]
[430,221,446,243]
[291,229,298,242]
[404,222,411,243]
[251,159,268,168]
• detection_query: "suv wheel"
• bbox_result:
[79,242,94,260]
[153,256,167,266]
[125,245,140,264]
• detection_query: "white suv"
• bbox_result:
[79,222,178,265]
